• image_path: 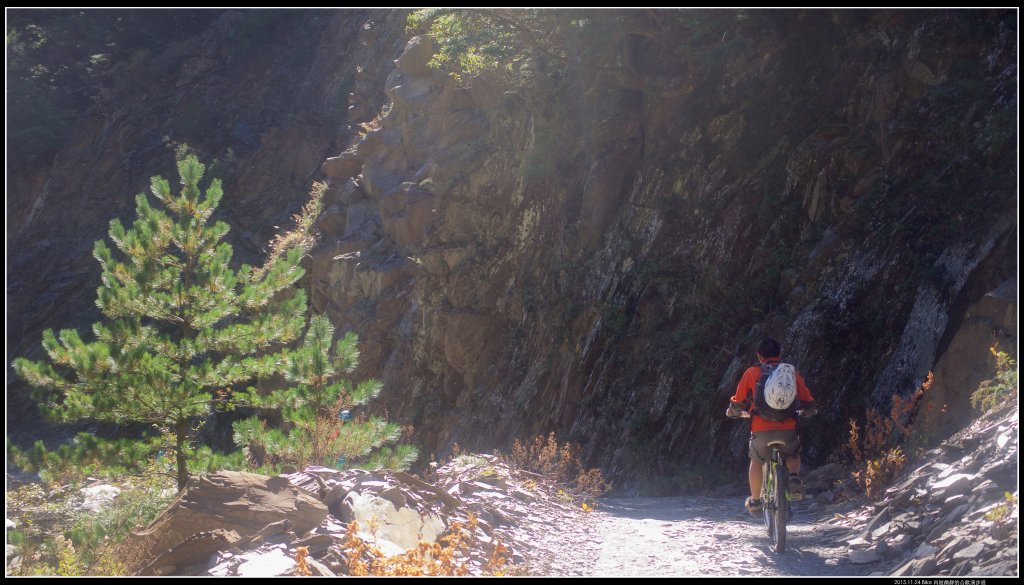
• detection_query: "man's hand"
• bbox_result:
[798,400,817,417]
[726,402,746,419]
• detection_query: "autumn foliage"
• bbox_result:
[507,432,611,503]
[847,373,932,499]
[339,513,508,576]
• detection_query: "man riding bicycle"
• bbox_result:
[727,338,815,516]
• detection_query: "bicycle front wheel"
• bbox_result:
[772,460,787,553]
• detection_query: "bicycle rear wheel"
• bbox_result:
[772,459,787,553]
[761,463,772,536]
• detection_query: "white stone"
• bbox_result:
[343,491,446,551]
[996,432,1010,449]
[78,484,121,513]
[236,548,295,577]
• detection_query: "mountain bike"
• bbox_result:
[732,409,807,553]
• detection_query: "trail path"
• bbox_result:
[515,495,876,577]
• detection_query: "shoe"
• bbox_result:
[788,475,804,501]
[745,497,763,516]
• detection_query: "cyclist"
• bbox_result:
[726,338,815,516]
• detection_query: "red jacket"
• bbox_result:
[730,358,814,432]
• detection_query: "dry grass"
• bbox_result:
[293,546,312,576]
[253,181,326,280]
[847,372,931,499]
[506,432,611,504]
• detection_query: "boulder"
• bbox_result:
[803,463,848,494]
[341,490,446,551]
[394,35,435,77]
[138,529,241,576]
[130,471,327,575]
[78,484,121,513]
[929,474,973,499]
[322,153,364,180]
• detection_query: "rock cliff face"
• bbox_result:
[6,10,406,438]
[7,10,1017,492]
[311,10,1017,491]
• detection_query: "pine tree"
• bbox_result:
[13,154,307,489]
[232,314,418,473]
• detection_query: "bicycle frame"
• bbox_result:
[761,443,790,553]
[727,406,808,554]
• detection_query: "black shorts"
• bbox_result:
[749,430,800,463]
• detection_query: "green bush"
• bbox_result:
[5,459,176,576]
[971,347,1018,413]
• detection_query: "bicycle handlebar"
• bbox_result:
[726,408,812,419]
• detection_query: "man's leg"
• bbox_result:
[785,454,801,475]
[749,459,763,500]
[785,453,804,500]
[746,435,765,515]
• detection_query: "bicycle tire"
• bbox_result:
[772,457,787,553]
[762,461,772,536]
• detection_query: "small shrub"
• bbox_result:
[984,492,1018,522]
[861,447,908,500]
[971,346,1018,413]
[847,373,931,498]
[293,546,312,576]
[5,458,175,576]
[505,432,611,503]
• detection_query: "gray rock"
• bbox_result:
[394,35,436,77]
[941,494,967,514]
[937,537,972,561]
[973,560,1016,576]
[950,559,974,576]
[849,548,881,564]
[803,463,848,493]
[847,536,872,549]
[892,558,917,576]
[930,474,973,499]
[865,505,893,533]
[322,153,364,180]
[6,550,22,573]
[970,477,995,495]
[889,533,912,553]
[925,504,970,542]
[141,528,241,576]
[911,557,937,576]
[953,541,987,562]
[303,557,336,577]
[871,522,892,540]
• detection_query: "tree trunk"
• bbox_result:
[174,419,189,490]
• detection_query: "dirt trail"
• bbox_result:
[517,495,876,577]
